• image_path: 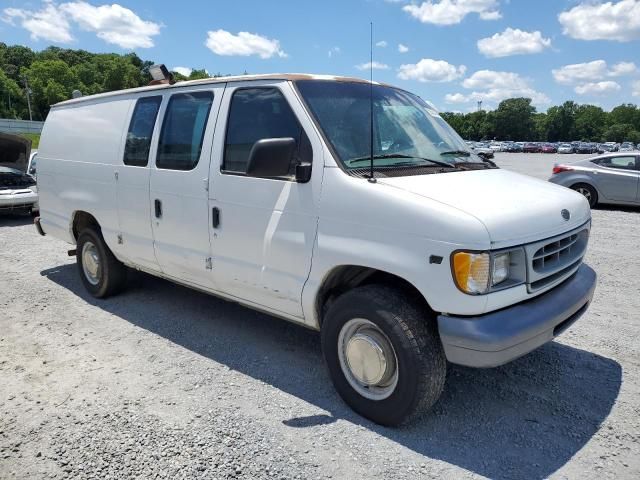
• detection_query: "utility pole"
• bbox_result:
[21,75,33,121]
[477,100,483,112]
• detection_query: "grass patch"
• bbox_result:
[20,133,41,149]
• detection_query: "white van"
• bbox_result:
[35,73,596,426]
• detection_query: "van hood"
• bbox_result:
[377,169,590,247]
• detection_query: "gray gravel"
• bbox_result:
[1,152,639,479]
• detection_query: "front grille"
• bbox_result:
[524,224,589,293]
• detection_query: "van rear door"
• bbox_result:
[149,84,225,287]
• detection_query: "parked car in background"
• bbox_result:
[550,153,640,207]
[541,143,557,153]
[598,142,618,153]
[504,142,523,153]
[35,70,596,426]
[558,143,574,154]
[576,143,597,154]
[523,142,541,153]
[28,150,38,178]
[470,143,494,160]
[0,133,39,215]
[619,142,636,152]
[489,142,503,152]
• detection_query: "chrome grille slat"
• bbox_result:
[524,223,590,293]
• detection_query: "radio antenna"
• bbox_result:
[368,21,376,183]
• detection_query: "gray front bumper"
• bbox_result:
[438,264,597,368]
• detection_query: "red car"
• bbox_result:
[523,142,541,153]
[541,143,557,153]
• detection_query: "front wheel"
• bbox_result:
[571,183,598,208]
[76,229,127,298]
[321,285,446,426]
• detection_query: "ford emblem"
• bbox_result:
[561,209,571,221]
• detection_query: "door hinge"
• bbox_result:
[114,171,119,181]
[205,257,213,270]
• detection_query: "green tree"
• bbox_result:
[608,104,640,130]
[603,124,635,143]
[574,105,606,141]
[545,101,579,141]
[0,69,25,118]
[494,98,535,140]
[22,60,79,118]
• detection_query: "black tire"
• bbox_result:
[76,228,127,298]
[571,183,598,208]
[321,284,446,426]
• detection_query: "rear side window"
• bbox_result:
[123,96,162,166]
[594,156,638,170]
[157,91,214,170]
[223,88,304,174]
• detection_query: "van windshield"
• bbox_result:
[296,80,482,171]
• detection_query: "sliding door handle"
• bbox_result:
[212,207,220,228]
[154,199,162,219]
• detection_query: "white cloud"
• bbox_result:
[397,58,466,82]
[609,61,638,76]
[172,67,192,77]
[60,1,161,48]
[448,69,550,106]
[575,81,621,95]
[559,0,640,42]
[633,80,640,96]
[445,93,468,103]
[328,46,341,58]
[403,0,501,25]
[205,30,287,59]
[552,60,637,85]
[356,61,390,71]
[2,1,161,48]
[398,43,409,53]
[477,28,551,58]
[2,1,73,43]
[376,40,388,47]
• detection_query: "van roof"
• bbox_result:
[53,73,393,108]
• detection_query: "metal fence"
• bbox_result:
[0,119,44,135]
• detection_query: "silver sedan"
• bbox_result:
[549,153,640,207]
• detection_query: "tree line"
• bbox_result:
[0,43,218,121]
[441,97,640,144]
[1,43,639,143]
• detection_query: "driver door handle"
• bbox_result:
[212,207,220,228]
[154,199,162,219]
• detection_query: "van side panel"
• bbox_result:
[37,97,133,248]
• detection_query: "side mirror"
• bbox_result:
[246,138,296,178]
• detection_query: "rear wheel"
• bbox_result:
[321,285,446,426]
[571,183,598,207]
[76,228,127,298]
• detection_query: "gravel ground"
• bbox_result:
[1,152,639,479]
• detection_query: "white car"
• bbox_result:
[35,70,596,426]
[489,142,503,152]
[0,135,38,215]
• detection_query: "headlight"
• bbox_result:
[452,250,515,295]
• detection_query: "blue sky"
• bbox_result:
[2,0,639,112]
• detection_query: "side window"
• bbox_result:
[156,91,214,171]
[596,156,637,170]
[223,87,307,176]
[123,96,162,166]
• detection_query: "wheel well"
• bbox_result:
[316,265,434,326]
[71,211,100,241]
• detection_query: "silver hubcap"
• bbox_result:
[82,241,101,285]
[575,187,592,201]
[338,319,398,400]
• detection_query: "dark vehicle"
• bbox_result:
[541,143,557,153]
[598,142,618,153]
[619,142,636,152]
[523,142,541,153]
[576,143,597,154]
[504,142,522,152]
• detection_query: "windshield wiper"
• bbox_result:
[440,150,471,157]
[347,154,454,169]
